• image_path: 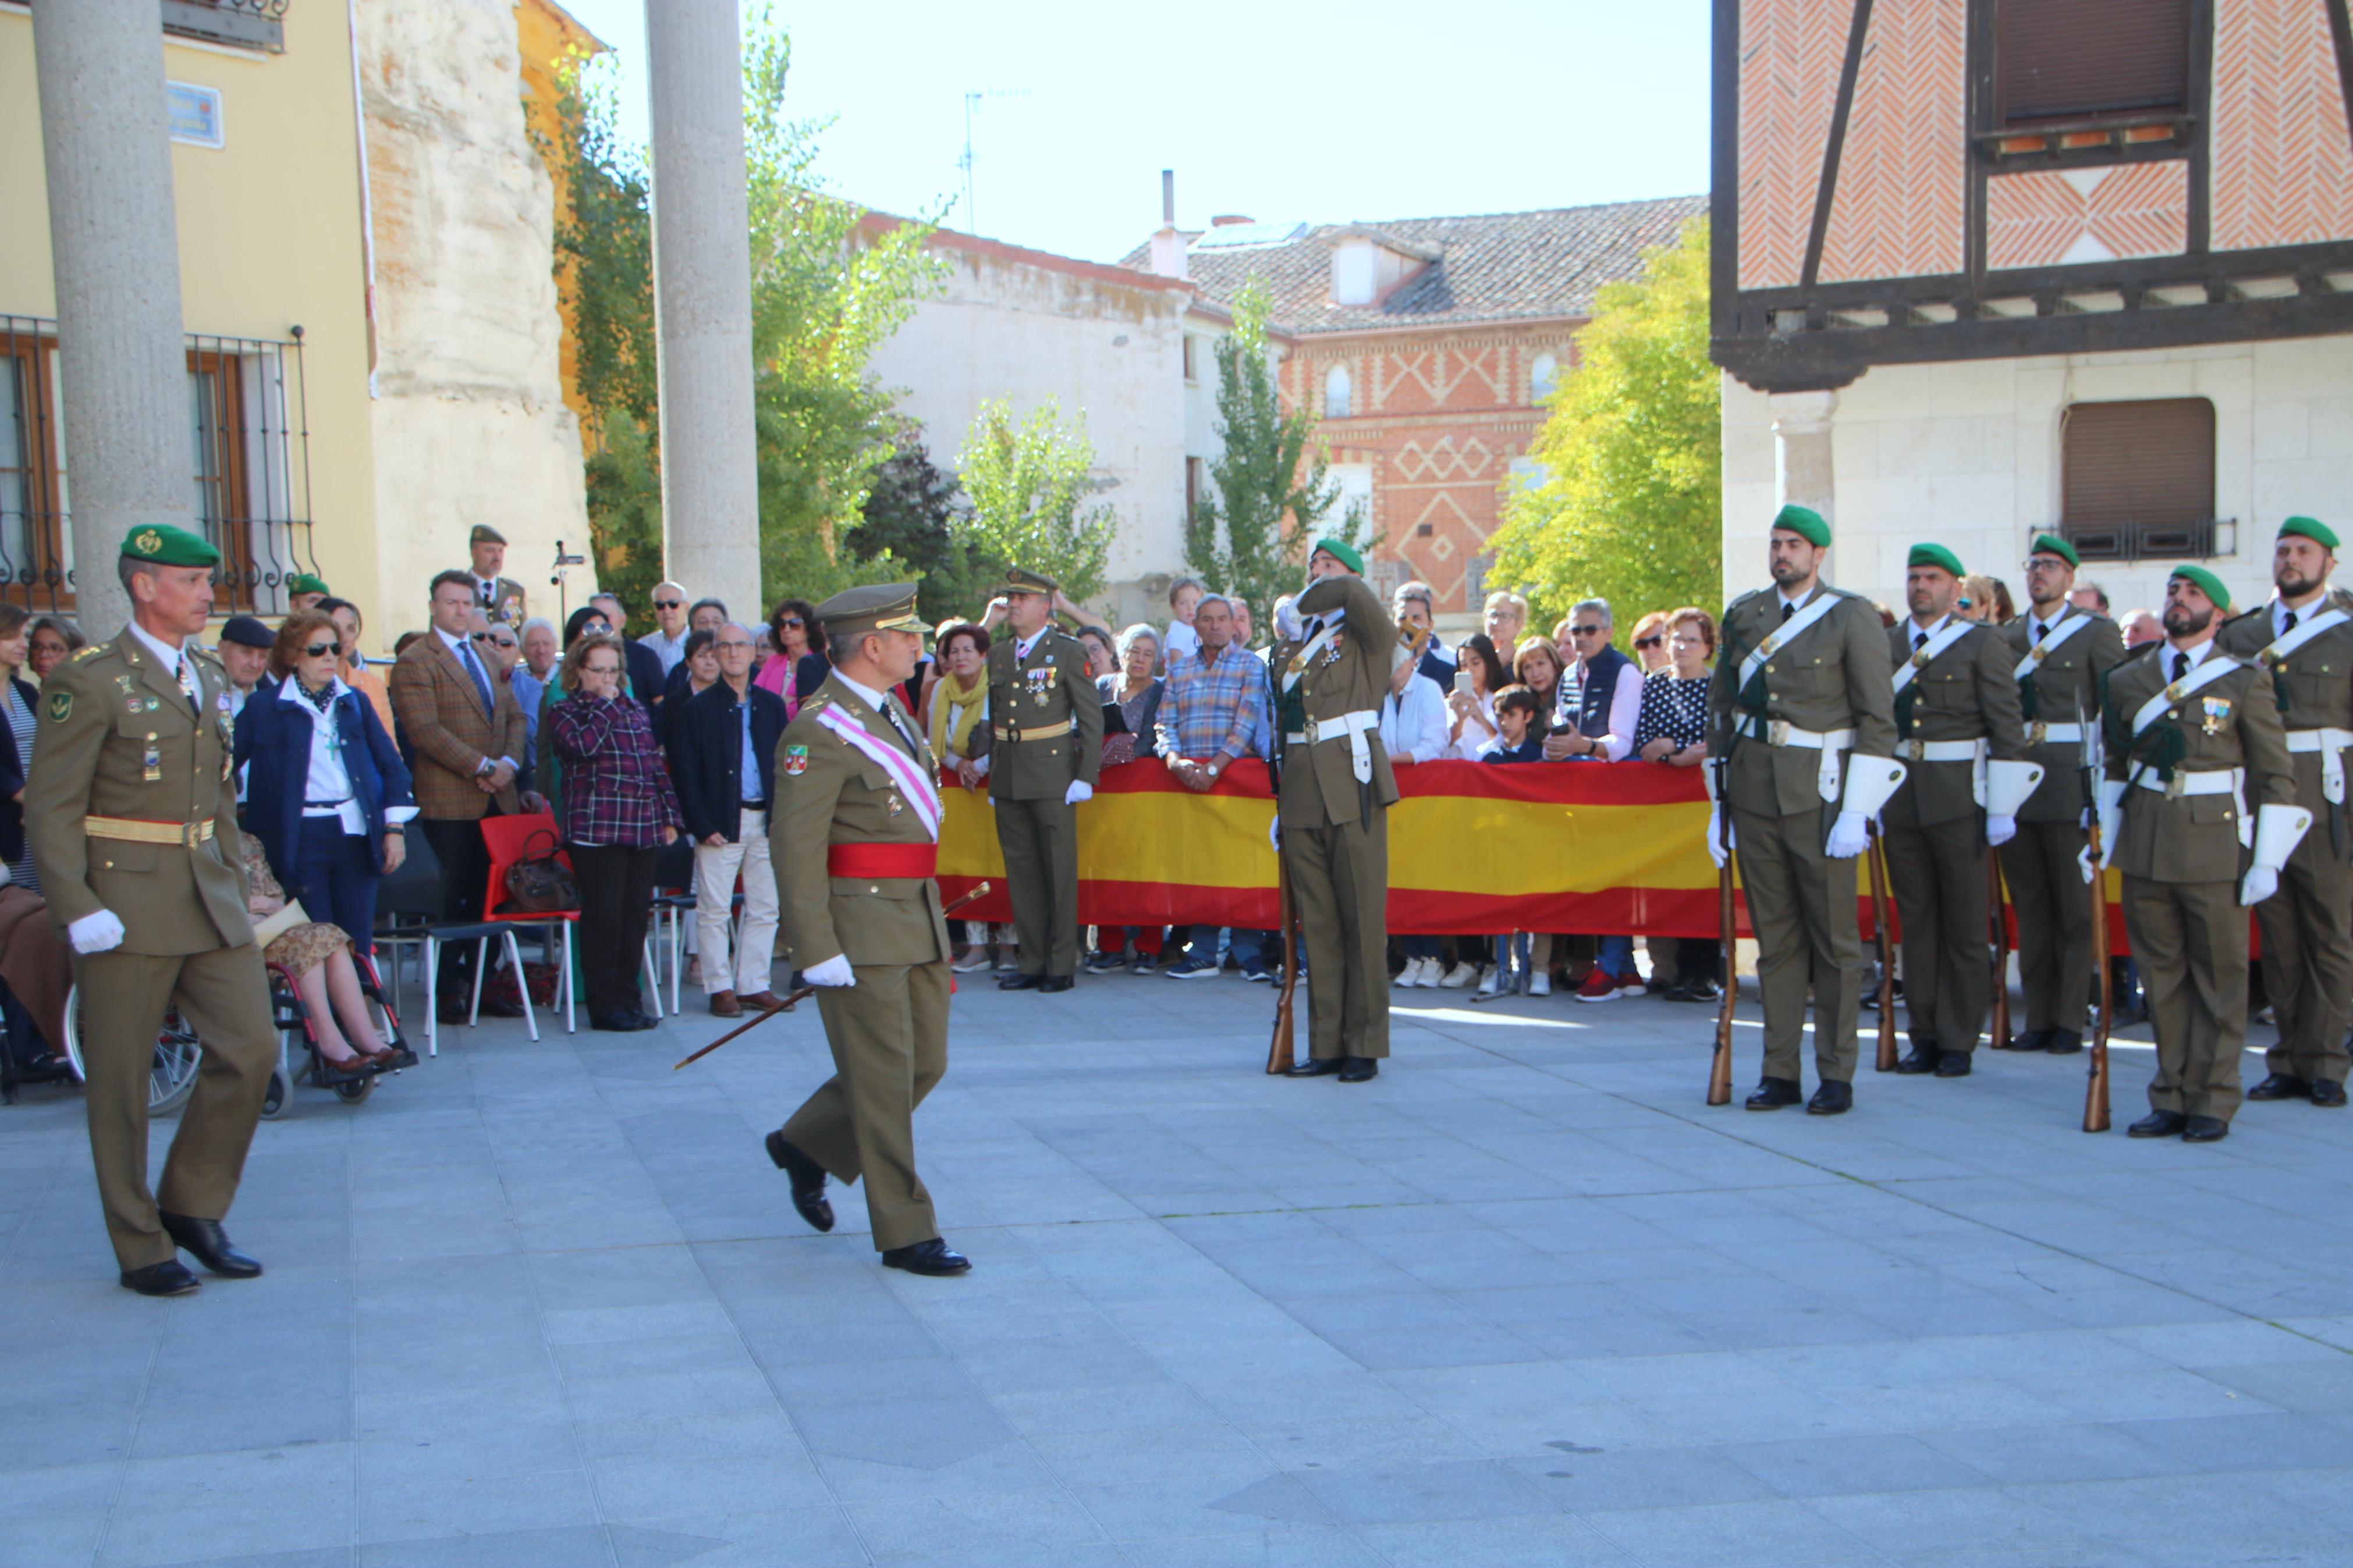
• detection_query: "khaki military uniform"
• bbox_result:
[479,575,529,629]
[1882,617,2028,1058]
[1997,607,2127,1042]
[26,633,275,1272]
[1708,585,1898,1086]
[1270,574,1399,1061]
[974,627,1102,978]
[2216,596,2353,1087]
[771,674,956,1253]
[2104,645,2294,1124]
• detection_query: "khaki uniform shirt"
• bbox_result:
[974,627,1102,801]
[2103,645,2294,883]
[1269,575,1400,831]
[1883,617,2028,829]
[25,634,253,954]
[1708,584,1897,817]
[1997,606,2127,824]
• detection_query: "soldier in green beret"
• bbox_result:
[466,524,530,628]
[2215,517,2353,1108]
[26,525,279,1295]
[286,572,331,612]
[2098,566,2304,1142]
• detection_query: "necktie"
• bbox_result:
[175,654,199,717]
[881,702,917,757]
[2033,621,2047,643]
[1780,602,1794,624]
[460,641,494,719]
[1914,630,1928,655]
[2173,652,2191,684]
[2284,610,2298,635]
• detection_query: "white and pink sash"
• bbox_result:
[815,702,942,841]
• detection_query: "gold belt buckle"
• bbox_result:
[2165,772,2188,801]
[1767,719,1790,747]
[183,822,201,849]
[2025,721,2047,746]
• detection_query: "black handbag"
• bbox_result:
[502,828,578,913]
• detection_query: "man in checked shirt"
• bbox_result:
[1158,593,1270,979]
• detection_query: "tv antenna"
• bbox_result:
[958,87,1030,234]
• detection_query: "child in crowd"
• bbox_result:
[1163,576,1204,670]
[1479,687,1548,995]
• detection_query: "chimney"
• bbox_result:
[1147,168,1188,280]
[1210,214,1254,227]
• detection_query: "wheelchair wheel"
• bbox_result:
[260,1065,293,1120]
[61,983,203,1117]
[330,1074,374,1104]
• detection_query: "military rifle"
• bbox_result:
[1988,849,2012,1057]
[1866,822,1898,1071]
[1268,833,1300,1074]
[1708,757,1735,1105]
[2078,695,2113,1132]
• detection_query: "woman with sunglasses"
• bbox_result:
[754,597,825,719]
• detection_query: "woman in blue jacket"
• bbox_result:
[235,610,416,959]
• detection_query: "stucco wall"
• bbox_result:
[1720,335,2353,617]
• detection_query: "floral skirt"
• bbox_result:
[266,922,350,979]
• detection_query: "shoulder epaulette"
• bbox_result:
[71,644,104,663]
[2118,640,2162,664]
[1725,588,1767,614]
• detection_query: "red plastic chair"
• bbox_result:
[478,812,662,1034]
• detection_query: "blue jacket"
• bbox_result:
[235,676,416,898]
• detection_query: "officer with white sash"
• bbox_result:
[2216,516,2353,1109]
[1881,545,2038,1078]
[1996,534,2126,1057]
[2098,565,2304,1143]
[1706,505,1903,1115]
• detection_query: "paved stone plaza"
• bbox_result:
[2,964,2350,1567]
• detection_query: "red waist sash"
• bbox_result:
[827,842,938,880]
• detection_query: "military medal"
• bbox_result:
[143,734,162,782]
[887,795,904,816]
[2202,697,2230,736]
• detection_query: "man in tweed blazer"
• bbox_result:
[389,571,528,1019]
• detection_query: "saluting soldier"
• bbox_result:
[2214,517,2353,1109]
[1706,505,1905,1115]
[27,525,278,1296]
[1273,538,1400,1082]
[1996,534,2126,1057]
[973,568,1102,992]
[1880,545,2039,1078]
[762,585,970,1275]
[2099,566,2305,1143]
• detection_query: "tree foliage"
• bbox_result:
[1184,280,1366,621]
[844,426,990,627]
[953,398,1116,605]
[1486,217,1720,641]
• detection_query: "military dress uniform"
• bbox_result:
[1997,576,2127,1054]
[26,527,277,1285]
[2100,576,2302,1136]
[974,570,1102,985]
[467,524,529,628]
[766,587,960,1262]
[1272,560,1399,1075]
[1882,596,2036,1073]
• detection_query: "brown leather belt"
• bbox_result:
[85,815,216,848]
[992,719,1071,741]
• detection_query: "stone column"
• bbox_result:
[644,0,760,602]
[31,0,192,638]
[1770,389,1841,577]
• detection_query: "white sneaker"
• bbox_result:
[1477,966,1502,997]
[1438,962,1477,989]
[1393,961,1417,989]
[1529,971,1552,998]
[1412,957,1441,988]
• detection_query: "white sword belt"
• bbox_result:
[1739,717,1852,751]
[1896,738,1983,763]
[2022,721,2084,745]
[2133,767,2242,798]
[2284,726,2353,806]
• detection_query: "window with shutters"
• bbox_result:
[1993,0,2191,129]
[2059,397,2218,562]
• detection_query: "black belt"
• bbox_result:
[740,798,771,812]
[304,798,353,809]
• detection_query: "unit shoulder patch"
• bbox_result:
[46,690,72,723]
[782,744,809,777]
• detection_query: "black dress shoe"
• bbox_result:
[159,1213,261,1278]
[2247,1072,2311,1101]
[590,1010,650,1032]
[1286,1056,1344,1077]
[1337,1057,1379,1082]
[1894,1045,1941,1075]
[881,1238,971,1276]
[764,1131,835,1233]
[2182,1115,2230,1143]
[998,973,1043,991]
[1807,1080,1854,1115]
[478,995,526,1019]
[2128,1110,2188,1137]
[437,999,474,1026]
[1933,1052,1972,1078]
[1039,976,1074,994]
[2311,1079,2346,1107]
[1998,1029,2050,1053]
[1745,1076,1802,1110]
[120,1259,201,1296]
[2043,1029,2084,1056]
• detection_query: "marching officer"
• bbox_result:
[1273,538,1400,1082]
[27,525,278,1296]
[2099,566,2305,1143]
[1706,505,1904,1115]
[762,584,969,1275]
[1996,534,2125,1057]
[1880,545,2038,1078]
[2215,517,2353,1109]
[973,568,1101,992]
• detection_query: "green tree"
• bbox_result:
[1486,218,1720,642]
[1184,279,1367,620]
[953,397,1116,605]
[844,425,991,626]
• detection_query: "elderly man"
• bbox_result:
[587,591,666,716]
[1546,598,1646,1001]
[215,616,273,717]
[670,623,787,1017]
[640,581,693,674]
[467,525,528,627]
[2071,581,2111,617]
[1484,591,1528,656]
[1158,593,1268,980]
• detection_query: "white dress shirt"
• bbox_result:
[1559,657,1644,762]
[124,617,196,699]
[1379,669,1451,764]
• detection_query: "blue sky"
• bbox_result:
[550,1,1710,265]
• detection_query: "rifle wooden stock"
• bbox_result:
[672,881,991,1071]
[1866,826,1898,1071]
[1707,851,1734,1105]
[1988,851,2011,1054]
[1267,837,1300,1074]
[2084,842,2113,1132]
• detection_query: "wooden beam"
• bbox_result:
[1802,0,1875,290]
[1710,0,1743,337]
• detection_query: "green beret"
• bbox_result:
[1907,543,1965,578]
[1308,537,1364,575]
[996,567,1059,599]
[2028,532,2080,569]
[817,581,923,639]
[2280,515,2339,551]
[287,573,331,597]
[120,523,220,568]
[2167,564,2231,612]
[1772,504,1830,547]
[470,524,507,547]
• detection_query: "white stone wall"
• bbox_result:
[1720,335,2353,620]
[354,0,593,647]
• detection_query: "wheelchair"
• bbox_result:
[60,986,204,1116]
[259,946,418,1119]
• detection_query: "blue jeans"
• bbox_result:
[1596,934,1634,977]
[294,816,381,959]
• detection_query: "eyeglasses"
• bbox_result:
[778,617,803,630]
[1634,635,1665,649]
[715,639,753,652]
[652,598,683,610]
[1571,625,1606,638]
[302,642,340,659]
[491,636,517,649]
[470,631,498,643]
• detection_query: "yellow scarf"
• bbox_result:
[929,667,988,759]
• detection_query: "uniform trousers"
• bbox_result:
[2253,833,2353,1085]
[993,796,1078,977]
[1282,811,1390,1059]
[1884,817,1991,1055]
[2001,819,2095,1035]
[2122,876,2248,1123]
[1731,804,1861,1085]
[782,958,950,1251]
[76,943,275,1270]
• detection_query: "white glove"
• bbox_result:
[2239,866,2279,908]
[1064,781,1093,806]
[1985,814,2018,848]
[801,954,855,988]
[69,909,126,955]
[1275,599,1305,641]
[1824,810,1871,860]
[2078,844,2098,885]
[1706,804,1733,869]
[1268,816,1282,853]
